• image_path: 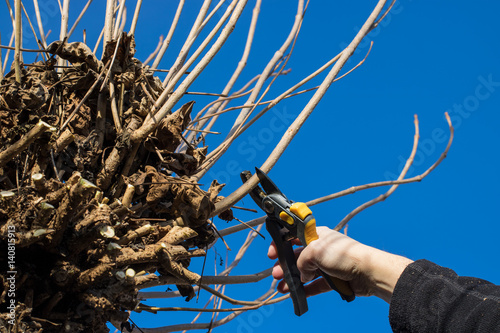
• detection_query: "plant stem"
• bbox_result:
[150,0,184,69]
[129,0,142,35]
[14,0,22,83]
[0,120,56,169]
[212,0,389,217]
[68,0,94,39]
[32,0,47,47]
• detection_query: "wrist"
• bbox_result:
[359,246,413,303]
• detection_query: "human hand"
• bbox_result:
[268,226,413,303]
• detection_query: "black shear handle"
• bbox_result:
[266,218,308,316]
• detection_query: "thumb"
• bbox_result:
[296,244,320,283]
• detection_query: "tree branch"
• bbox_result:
[212,0,389,217]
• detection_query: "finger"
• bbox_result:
[272,262,284,280]
[267,241,278,259]
[277,279,289,293]
[296,245,319,283]
[268,238,303,259]
[270,246,305,279]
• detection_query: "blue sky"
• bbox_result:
[2,1,499,332]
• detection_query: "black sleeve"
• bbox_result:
[389,259,500,332]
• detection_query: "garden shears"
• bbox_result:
[241,168,355,316]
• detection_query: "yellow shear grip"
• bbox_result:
[290,202,312,219]
[303,218,319,245]
[279,211,295,225]
[290,203,318,245]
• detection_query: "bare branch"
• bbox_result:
[129,0,142,35]
[32,0,47,47]
[137,268,272,296]
[101,0,115,59]
[160,0,211,86]
[335,113,454,230]
[116,281,280,332]
[113,0,126,40]
[183,0,262,149]
[57,0,70,68]
[137,291,279,313]
[150,0,184,70]
[212,0,389,217]
[0,32,3,79]
[0,120,56,168]
[14,0,21,83]
[336,114,420,230]
[2,31,14,75]
[131,0,248,143]
[142,35,163,66]
[68,0,93,39]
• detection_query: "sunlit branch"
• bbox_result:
[68,0,93,39]
[334,113,453,231]
[211,0,389,217]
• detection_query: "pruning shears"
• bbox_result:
[241,168,355,316]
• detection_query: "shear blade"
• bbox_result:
[255,167,288,199]
[240,170,267,210]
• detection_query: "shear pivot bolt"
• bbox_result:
[263,200,274,213]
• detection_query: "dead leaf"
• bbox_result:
[47,41,101,72]
[207,180,225,202]
[153,101,194,152]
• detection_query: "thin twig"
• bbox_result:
[150,0,184,70]
[208,220,231,252]
[147,0,239,125]
[2,32,15,75]
[131,0,248,143]
[5,0,15,27]
[212,0,389,217]
[32,0,47,48]
[233,217,265,239]
[21,2,40,50]
[101,0,115,59]
[100,32,122,91]
[0,33,3,79]
[50,149,60,182]
[185,128,220,135]
[334,113,453,230]
[129,0,142,35]
[68,0,94,39]
[137,291,279,313]
[231,205,258,213]
[113,0,126,40]
[14,0,22,83]
[142,35,163,66]
[57,0,70,69]
[336,114,420,230]
[184,91,228,97]
[92,25,105,55]
[160,0,212,86]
